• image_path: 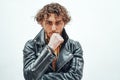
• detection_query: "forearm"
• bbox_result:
[30,45,55,71]
[40,72,82,80]
[23,40,55,80]
[40,57,84,80]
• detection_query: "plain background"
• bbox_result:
[0,0,120,80]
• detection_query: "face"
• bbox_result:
[41,14,65,38]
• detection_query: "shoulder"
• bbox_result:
[24,39,35,46]
[23,39,36,51]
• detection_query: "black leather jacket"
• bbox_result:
[23,28,84,80]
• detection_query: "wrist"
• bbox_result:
[48,43,54,50]
[48,44,54,51]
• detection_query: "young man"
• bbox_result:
[23,3,84,80]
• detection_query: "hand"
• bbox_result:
[48,33,64,51]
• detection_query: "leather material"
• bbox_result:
[23,28,84,80]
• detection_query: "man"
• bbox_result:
[23,3,84,80]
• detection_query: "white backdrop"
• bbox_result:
[0,0,120,80]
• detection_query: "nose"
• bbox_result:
[52,24,56,31]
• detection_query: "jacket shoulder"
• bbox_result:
[24,39,35,47]
[23,39,36,52]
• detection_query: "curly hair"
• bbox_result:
[35,3,71,25]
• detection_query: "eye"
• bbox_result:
[46,21,52,25]
[56,21,61,25]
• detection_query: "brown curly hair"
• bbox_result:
[35,3,71,25]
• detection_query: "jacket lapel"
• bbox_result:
[56,46,73,72]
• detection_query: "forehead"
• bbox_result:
[45,14,63,21]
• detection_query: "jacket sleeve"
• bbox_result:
[40,41,84,80]
[23,40,55,80]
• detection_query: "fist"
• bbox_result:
[48,33,64,50]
